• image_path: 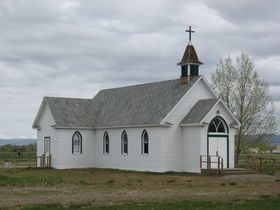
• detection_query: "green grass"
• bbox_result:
[3,197,280,210]
[0,152,36,166]
[0,174,65,187]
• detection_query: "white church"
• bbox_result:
[32,28,240,173]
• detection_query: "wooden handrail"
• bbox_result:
[29,154,51,168]
[200,155,224,175]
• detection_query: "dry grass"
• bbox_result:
[0,167,280,208]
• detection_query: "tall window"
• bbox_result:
[103,131,109,154]
[72,131,82,154]
[141,130,149,155]
[121,131,128,154]
[44,137,50,154]
[208,118,226,133]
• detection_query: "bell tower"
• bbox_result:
[177,26,203,84]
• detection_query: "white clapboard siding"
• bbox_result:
[36,105,57,166]
[164,80,216,124]
[182,126,202,173]
[160,79,216,172]
[160,126,183,172]
[54,129,94,169]
[94,127,166,172]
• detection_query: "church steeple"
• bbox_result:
[177,26,203,84]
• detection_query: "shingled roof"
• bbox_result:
[41,76,202,128]
[93,76,201,127]
[44,97,98,127]
[180,98,220,125]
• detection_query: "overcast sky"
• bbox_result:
[0,0,280,139]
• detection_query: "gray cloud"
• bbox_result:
[0,0,279,138]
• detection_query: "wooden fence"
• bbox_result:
[246,156,276,174]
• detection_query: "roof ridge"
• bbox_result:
[99,78,181,92]
[44,96,92,100]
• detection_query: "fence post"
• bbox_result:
[200,156,202,169]
[207,156,211,170]
[221,158,224,174]
[273,159,276,174]
[259,158,263,173]
[218,156,220,174]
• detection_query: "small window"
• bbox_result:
[141,130,149,155]
[181,65,188,77]
[121,131,128,154]
[190,65,198,76]
[103,131,109,154]
[208,118,226,133]
[72,132,82,154]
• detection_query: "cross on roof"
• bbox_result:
[186,26,195,41]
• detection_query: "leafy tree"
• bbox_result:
[211,52,278,166]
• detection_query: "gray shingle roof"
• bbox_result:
[180,98,219,125]
[45,97,97,127]
[44,76,202,128]
[93,76,201,127]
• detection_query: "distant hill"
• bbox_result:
[0,139,37,146]
[271,135,280,145]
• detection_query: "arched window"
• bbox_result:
[208,118,227,133]
[141,130,149,155]
[72,131,82,154]
[103,131,109,154]
[121,131,128,154]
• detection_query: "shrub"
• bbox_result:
[260,194,271,198]
[220,182,226,186]
[228,181,237,186]
[106,179,115,184]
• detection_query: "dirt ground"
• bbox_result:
[0,170,280,208]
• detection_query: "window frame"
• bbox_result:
[208,117,228,134]
[190,65,198,76]
[103,131,110,154]
[141,130,149,155]
[181,65,188,77]
[72,131,82,154]
[121,131,128,155]
[44,137,50,154]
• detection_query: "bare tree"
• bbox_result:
[211,52,278,166]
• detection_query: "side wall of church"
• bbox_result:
[36,105,58,167]
[93,127,166,172]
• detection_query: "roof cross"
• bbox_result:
[186,26,195,41]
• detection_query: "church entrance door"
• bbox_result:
[207,117,229,168]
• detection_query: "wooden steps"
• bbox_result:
[223,168,256,175]
[201,168,256,175]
